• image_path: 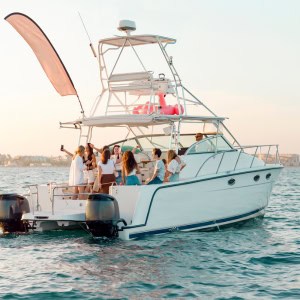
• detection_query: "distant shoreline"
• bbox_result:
[0,154,71,167]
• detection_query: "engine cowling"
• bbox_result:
[0,194,30,233]
[85,194,126,238]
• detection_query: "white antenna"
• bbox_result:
[78,12,97,58]
[118,20,136,35]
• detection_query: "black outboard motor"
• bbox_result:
[0,194,30,233]
[85,194,126,238]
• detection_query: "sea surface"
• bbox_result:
[0,167,299,299]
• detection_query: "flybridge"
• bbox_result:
[5,13,233,148]
[91,19,216,120]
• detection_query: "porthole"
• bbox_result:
[266,173,271,180]
[254,175,260,182]
[228,178,235,186]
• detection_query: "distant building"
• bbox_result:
[4,161,17,167]
[41,163,52,167]
[258,153,299,167]
[279,154,300,167]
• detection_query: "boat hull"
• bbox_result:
[119,166,282,240]
[21,166,282,240]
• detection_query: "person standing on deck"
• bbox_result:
[68,145,86,199]
[97,149,116,194]
[122,151,141,185]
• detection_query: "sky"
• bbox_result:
[0,0,299,156]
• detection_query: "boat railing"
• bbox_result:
[94,70,187,116]
[26,184,39,213]
[49,182,118,215]
[195,144,281,177]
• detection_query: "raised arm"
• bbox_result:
[90,143,102,153]
[61,148,73,157]
[131,145,140,154]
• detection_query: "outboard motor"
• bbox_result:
[0,194,30,233]
[85,194,126,238]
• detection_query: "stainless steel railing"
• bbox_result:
[26,184,39,213]
[195,144,281,177]
[49,182,118,215]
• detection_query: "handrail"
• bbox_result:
[195,144,281,177]
[27,184,39,213]
[50,182,118,214]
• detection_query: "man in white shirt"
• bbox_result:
[147,148,165,185]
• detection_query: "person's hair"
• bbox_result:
[73,145,85,160]
[167,149,177,164]
[101,149,111,164]
[122,151,137,181]
[195,133,203,137]
[86,143,93,156]
[162,158,167,165]
[102,145,109,152]
[152,148,162,158]
[112,144,120,155]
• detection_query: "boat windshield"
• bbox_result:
[107,134,232,153]
[186,135,233,155]
[113,134,196,151]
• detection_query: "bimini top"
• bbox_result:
[99,35,176,47]
[61,114,227,128]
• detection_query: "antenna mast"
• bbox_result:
[78,12,97,58]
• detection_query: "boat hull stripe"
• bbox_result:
[128,207,265,239]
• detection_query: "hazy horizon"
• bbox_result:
[1,0,299,156]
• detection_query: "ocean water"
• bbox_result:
[0,167,299,299]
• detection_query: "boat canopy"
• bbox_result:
[99,35,176,47]
[61,114,226,128]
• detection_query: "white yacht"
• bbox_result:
[1,15,283,239]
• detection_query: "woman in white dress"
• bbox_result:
[69,145,86,199]
[166,150,186,182]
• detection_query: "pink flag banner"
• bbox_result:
[5,12,77,96]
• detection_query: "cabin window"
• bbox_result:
[254,175,260,182]
[228,178,235,185]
